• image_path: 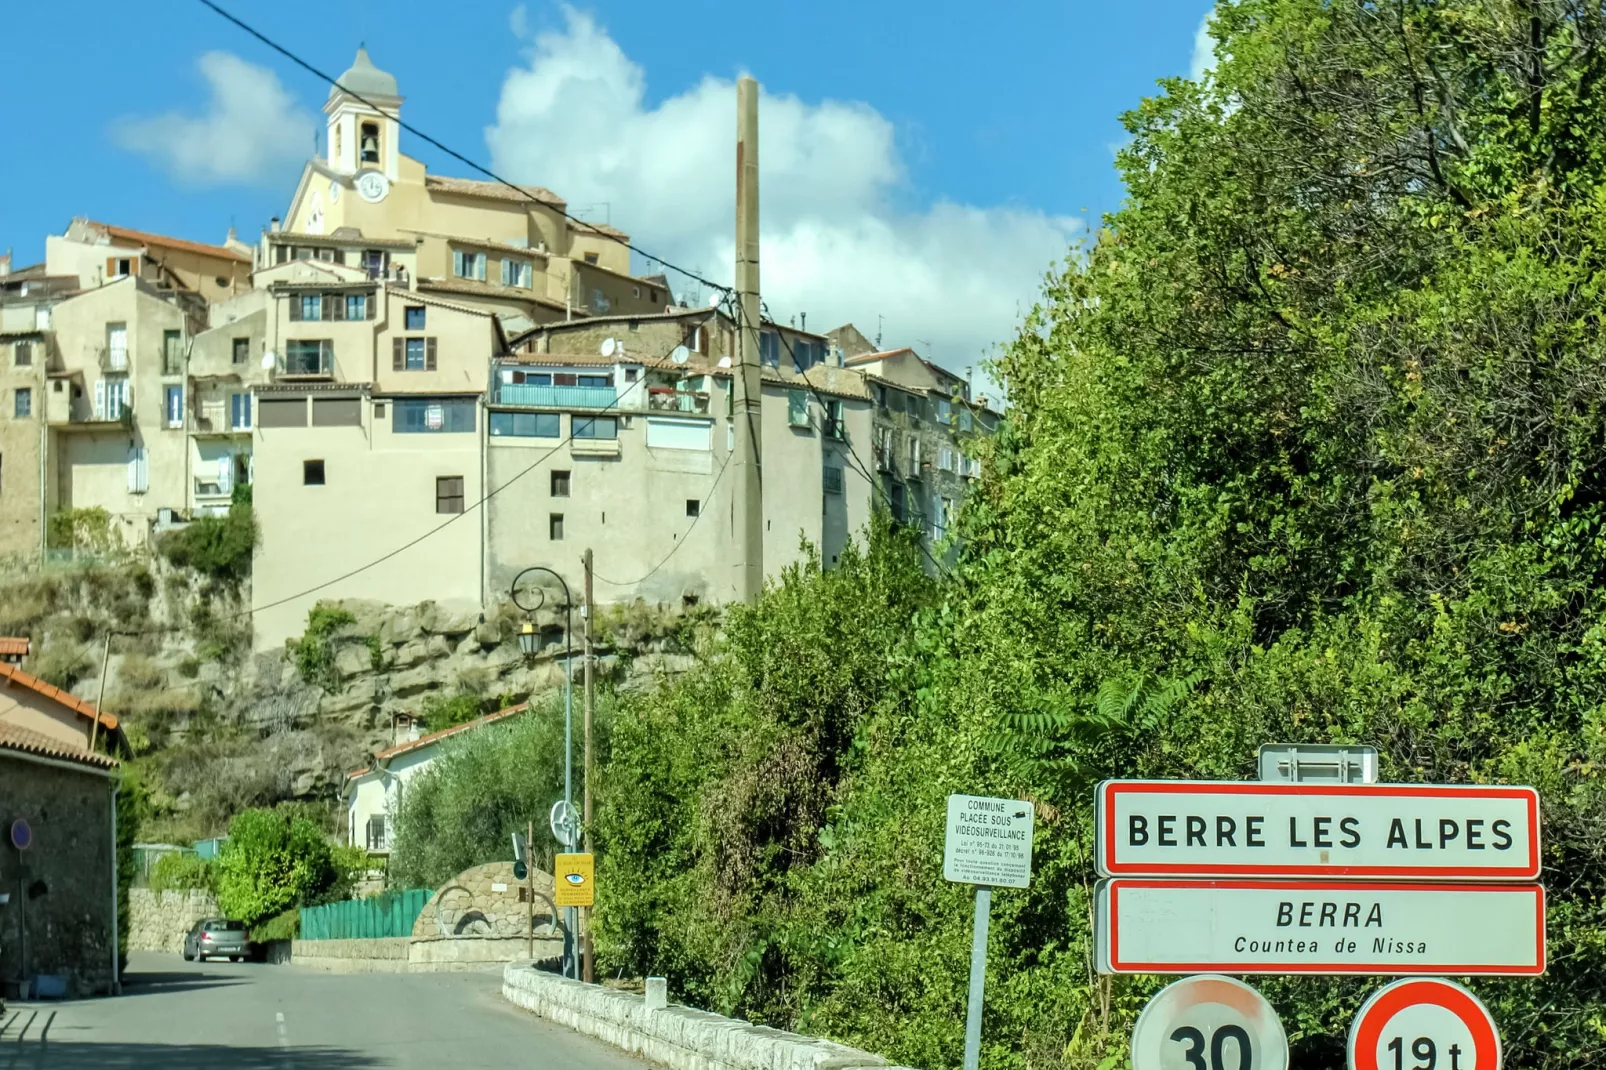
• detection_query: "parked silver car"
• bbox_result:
[182,918,251,962]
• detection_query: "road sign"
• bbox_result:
[554,852,594,907]
[550,800,578,848]
[944,794,1034,888]
[1095,880,1544,976]
[1349,979,1501,1070]
[513,859,529,881]
[1096,781,1540,881]
[9,819,32,850]
[1132,975,1288,1070]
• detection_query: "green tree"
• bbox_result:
[156,502,256,585]
[214,808,338,926]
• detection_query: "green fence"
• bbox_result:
[298,889,433,940]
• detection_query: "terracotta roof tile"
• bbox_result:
[372,703,528,763]
[425,175,565,207]
[0,661,117,731]
[0,637,30,656]
[0,722,118,771]
[87,221,250,263]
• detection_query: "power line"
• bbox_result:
[591,452,731,588]
[192,0,730,300]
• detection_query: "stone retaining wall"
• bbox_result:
[281,935,564,973]
[127,888,219,953]
[289,937,412,973]
[501,964,918,1070]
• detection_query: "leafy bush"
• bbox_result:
[418,692,488,731]
[148,852,215,893]
[251,907,299,943]
[214,808,340,927]
[47,507,119,552]
[156,503,256,585]
[388,694,586,889]
[285,605,355,690]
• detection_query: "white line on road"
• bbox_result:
[276,1009,289,1048]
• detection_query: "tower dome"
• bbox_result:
[329,47,398,100]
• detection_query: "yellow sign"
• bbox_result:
[554,853,594,907]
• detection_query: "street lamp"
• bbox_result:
[510,566,577,979]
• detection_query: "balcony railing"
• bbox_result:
[283,344,334,377]
[96,344,129,372]
[494,383,617,409]
[647,389,710,414]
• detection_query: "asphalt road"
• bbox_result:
[0,951,651,1069]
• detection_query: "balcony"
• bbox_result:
[95,344,130,372]
[494,383,617,409]
[282,342,335,378]
[647,388,710,414]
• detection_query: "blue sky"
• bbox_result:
[1,0,1215,374]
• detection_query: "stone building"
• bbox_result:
[0,662,120,999]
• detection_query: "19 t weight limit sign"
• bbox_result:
[1349,979,1502,1070]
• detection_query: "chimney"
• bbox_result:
[270,217,281,233]
[0,250,10,278]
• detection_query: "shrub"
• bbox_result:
[156,503,256,585]
[285,605,355,690]
[47,507,119,553]
[149,852,214,893]
[251,907,299,943]
[213,807,339,927]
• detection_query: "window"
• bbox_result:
[553,373,577,387]
[14,341,31,367]
[501,259,532,288]
[258,398,307,427]
[490,412,560,438]
[686,499,700,517]
[452,250,486,281]
[285,339,332,375]
[374,402,386,419]
[577,374,611,388]
[759,330,780,367]
[360,121,380,164]
[162,330,183,375]
[591,288,611,313]
[825,399,845,439]
[393,397,476,433]
[365,815,387,851]
[312,398,362,426]
[572,415,617,440]
[436,476,465,514]
[959,408,973,432]
[95,378,129,421]
[583,253,599,265]
[550,470,570,497]
[787,390,809,428]
[874,426,895,470]
[684,324,706,353]
[113,257,132,277]
[823,466,844,495]
[232,337,249,365]
[394,337,436,372]
[651,288,661,304]
[127,446,148,494]
[363,250,387,278]
[792,339,821,372]
[304,460,326,486]
[549,513,565,540]
[405,306,426,330]
[164,385,183,427]
[230,393,252,431]
[13,388,31,419]
[106,323,128,370]
[889,481,906,523]
[908,436,922,470]
[937,399,953,425]
[624,368,638,382]
[296,294,322,321]
[633,286,641,299]
[646,417,710,451]
[346,294,369,321]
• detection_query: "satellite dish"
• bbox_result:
[717,356,732,369]
[670,345,690,365]
[600,337,618,358]
[260,350,277,370]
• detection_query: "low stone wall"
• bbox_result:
[281,935,564,973]
[288,938,411,973]
[501,965,918,1070]
[127,888,219,953]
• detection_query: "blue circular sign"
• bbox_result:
[10,819,33,851]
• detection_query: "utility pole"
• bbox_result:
[582,547,596,984]
[89,632,111,752]
[732,75,764,602]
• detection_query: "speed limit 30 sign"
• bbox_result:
[1348,978,1500,1070]
[1132,974,1288,1070]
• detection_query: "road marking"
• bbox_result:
[276,1010,289,1048]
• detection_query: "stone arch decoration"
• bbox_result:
[413,860,560,940]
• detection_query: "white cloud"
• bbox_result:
[1191,10,1217,80]
[485,8,1080,385]
[114,51,316,186]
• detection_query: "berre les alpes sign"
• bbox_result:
[1096,781,1540,880]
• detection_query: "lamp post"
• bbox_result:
[511,565,577,978]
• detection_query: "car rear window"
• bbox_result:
[208,920,246,931]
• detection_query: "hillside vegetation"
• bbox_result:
[588,3,1606,1068]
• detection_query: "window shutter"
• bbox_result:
[127,447,149,494]
[94,379,107,421]
[392,338,404,371]
[368,294,377,320]
[330,295,344,321]
[105,257,117,279]
[217,454,233,496]
[289,298,302,322]
[426,338,437,371]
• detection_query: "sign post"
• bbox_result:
[944,794,1034,1070]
